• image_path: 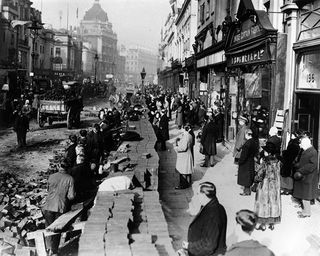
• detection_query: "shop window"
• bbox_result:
[297,51,320,90]
[298,2,320,40]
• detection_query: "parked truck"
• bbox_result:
[37,81,83,129]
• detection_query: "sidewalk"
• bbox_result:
[159,119,320,256]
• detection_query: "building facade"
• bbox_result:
[282,0,320,158]
[158,0,182,92]
[0,0,33,94]
[125,46,158,86]
[80,0,118,82]
[175,0,198,96]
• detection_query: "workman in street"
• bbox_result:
[42,160,75,256]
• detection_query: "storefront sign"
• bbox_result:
[297,51,320,90]
[231,48,265,65]
[233,23,262,43]
[197,51,225,68]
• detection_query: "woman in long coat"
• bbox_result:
[238,129,259,195]
[293,137,318,217]
[175,102,184,129]
[254,141,281,231]
[280,132,301,195]
[200,115,218,167]
[174,128,194,189]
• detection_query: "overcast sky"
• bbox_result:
[32,0,171,53]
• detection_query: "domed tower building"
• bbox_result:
[80,0,118,82]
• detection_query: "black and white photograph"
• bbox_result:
[0,0,320,255]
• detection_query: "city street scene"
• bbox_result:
[1,0,320,255]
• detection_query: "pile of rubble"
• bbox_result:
[0,150,64,255]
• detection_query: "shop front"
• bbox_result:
[292,46,320,151]
[196,49,226,108]
[225,5,278,140]
[291,1,320,155]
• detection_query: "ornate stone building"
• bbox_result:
[80,0,118,82]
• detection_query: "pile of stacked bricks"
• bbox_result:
[78,113,176,255]
[0,149,65,256]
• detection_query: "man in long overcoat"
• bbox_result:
[238,129,259,195]
[13,110,29,148]
[175,102,184,129]
[293,137,319,217]
[174,128,194,189]
[178,182,227,256]
[233,116,249,163]
[158,109,169,150]
[200,115,218,167]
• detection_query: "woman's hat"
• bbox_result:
[262,142,276,155]
[238,115,248,123]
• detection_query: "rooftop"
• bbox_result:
[83,0,108,22]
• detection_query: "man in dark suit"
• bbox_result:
[86,123,103,170]
[178,182,227,256]
[159,109,169,150]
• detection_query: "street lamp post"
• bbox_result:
[27,17,43,88]
[140,67,146,94]
[94,53,99,84]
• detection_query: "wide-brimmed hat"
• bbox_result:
[262,142,276,155]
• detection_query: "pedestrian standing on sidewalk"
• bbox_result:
[200,115,218,167]
[185,123,195,166]
[293,136,318,218]
[13,109,29,148]
[159,109,169,151]
[225,209,275,256]
[280,131,302,195]
[174,126,194,189]
[42,160,75,256]
[233,115,249,163]
[176,101,184,129]
[254,142,281,231]
[238,129,259,196]
[177,182,227,256]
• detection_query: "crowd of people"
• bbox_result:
[144,89,319,256]
[42,105,126,256]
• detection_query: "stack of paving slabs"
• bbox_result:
[0,171,47,256]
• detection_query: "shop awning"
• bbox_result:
[226,40,266,56]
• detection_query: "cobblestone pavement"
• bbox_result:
[159,119,320,256]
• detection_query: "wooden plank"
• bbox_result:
[46,208,83,232]
[27,231,47,256]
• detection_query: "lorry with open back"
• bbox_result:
[37,81,83,129]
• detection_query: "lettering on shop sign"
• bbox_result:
[306,73,315,83]
[231,49,265,65]
[233,25,261,43]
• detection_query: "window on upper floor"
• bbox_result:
[51,48,53,56]
[206,0,210,19]
[200,3,205,24]
[298,1,320,41]
[55,47,61,56]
